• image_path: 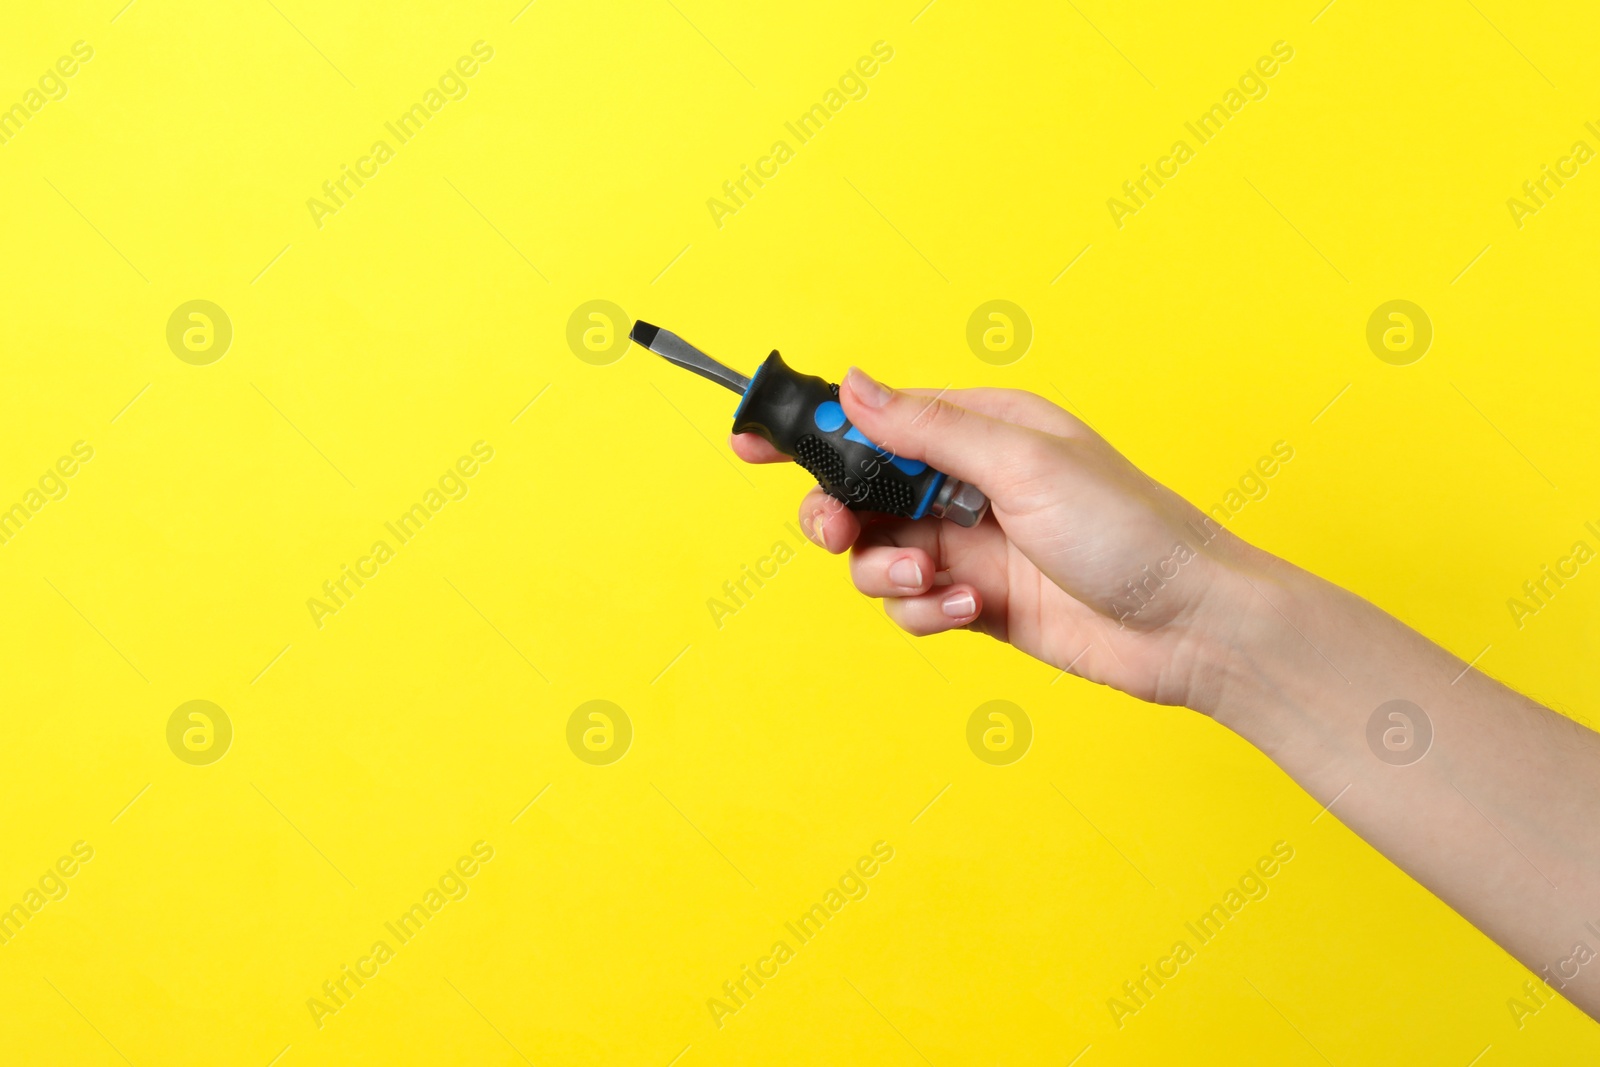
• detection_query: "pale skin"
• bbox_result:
[732,368,1600,1022]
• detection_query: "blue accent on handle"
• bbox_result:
[813,400,846,433]
[892,455,929,476]
[911,471,946,520]
[840,426,927,475]
[731,361,766,420]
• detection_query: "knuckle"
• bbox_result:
[1014,431,1059,469]
[907,395,962,435]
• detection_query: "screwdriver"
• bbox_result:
[631,321,989,526]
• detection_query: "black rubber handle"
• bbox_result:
[730,351,947,518]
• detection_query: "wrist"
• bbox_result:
[1186,538,1431,750]
[1181,537,1327,723]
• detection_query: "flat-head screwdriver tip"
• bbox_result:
[630,320,660,348]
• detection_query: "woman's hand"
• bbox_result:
[739,366,1600,1023]
[732,368,1256,709]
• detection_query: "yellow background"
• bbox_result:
[2,0,1598,1062]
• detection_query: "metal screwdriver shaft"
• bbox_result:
[630,321,749,395]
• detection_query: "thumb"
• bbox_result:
[839,367,1042,490]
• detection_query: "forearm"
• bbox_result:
[1197,545,1600,1017]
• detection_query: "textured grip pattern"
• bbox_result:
[793,434,846,490]
[795,434,917,513]
[734,351,943,519]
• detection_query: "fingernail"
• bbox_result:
[889,558,923,589]
[806,508,828,546]
[942,590,975,618]
[846,367,892,408]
